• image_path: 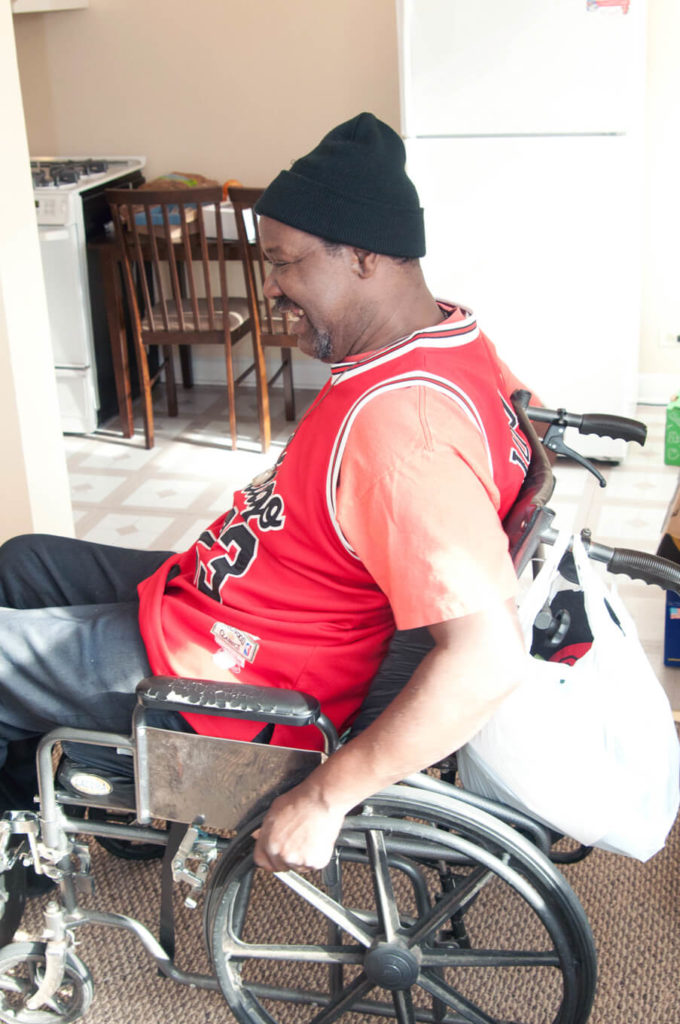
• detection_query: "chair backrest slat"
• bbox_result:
[160,202,186,331]
[109,201,147,338]
[230,187,263,335]
[196,203,215,329]
[144,205,169,331]
[128,201,158,331]
[213,200,230,340]
[229,187,300,353]
[252,213,275,333]
[177,202,198,329]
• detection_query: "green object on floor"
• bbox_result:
[664,394,680,465]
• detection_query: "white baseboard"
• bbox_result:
[638,373,678,406]
[188,349,327,392]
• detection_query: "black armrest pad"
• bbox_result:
[135,676,320,727]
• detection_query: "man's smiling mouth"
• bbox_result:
[273,297,304,321]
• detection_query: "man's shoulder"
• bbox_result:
[346,385,484,461]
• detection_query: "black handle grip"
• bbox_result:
[578,414,647,446]
[606,549,680,592]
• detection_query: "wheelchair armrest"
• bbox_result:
[135,676,321,727]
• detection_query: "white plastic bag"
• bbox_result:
[457,531,680,860]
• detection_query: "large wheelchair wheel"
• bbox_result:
[205,784,596,1024]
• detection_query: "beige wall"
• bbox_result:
[11,0,680,396]
[13,0,400,185]
[640,0,680,384]
[1,3,74,543]
[12,0,401,395]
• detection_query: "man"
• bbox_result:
[0,113,528,873]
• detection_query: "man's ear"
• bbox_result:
[351,248,380,278]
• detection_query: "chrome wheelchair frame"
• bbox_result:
[0,393,677,1024]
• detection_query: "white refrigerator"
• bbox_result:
[398,0,647,458]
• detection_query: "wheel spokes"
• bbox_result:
[275,869,376,947]
[366,829,402,940]
[420,947,561,969]
[0,971,32,997]
[392,986,417,1024]
[406,865,495,949]
[43,983,76,1016]
[418,968,502,1024]
[306,971,375,1024]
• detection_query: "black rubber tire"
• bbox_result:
[205,785,597,1024]
[0,941,94,1023]
[0,862,26,950]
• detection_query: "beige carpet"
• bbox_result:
[14,790,680,1024]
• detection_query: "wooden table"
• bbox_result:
[89,232,243,439]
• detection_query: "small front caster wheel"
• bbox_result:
[0,942,93,1023]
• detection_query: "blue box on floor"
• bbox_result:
[658,479,680,666]
[665,592,680,667]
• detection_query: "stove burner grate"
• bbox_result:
[31,158,111,187]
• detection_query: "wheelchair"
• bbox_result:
[0,392,677,1024]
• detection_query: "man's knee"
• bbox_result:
[0,534,41,573]
[0,535,43,603]
[0,533,69,609]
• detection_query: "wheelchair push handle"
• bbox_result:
[520,394,647,487]
[528,404,648,446]
[577,414,648,447]
[545,527,680,592]
[595,543,680,593]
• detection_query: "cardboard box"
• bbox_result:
[202,203,255,242]
[665,395,680,465]
[658,477,680,565]
[132,204,199,242]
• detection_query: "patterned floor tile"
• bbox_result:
[68,472,131,505]
[76,512,180,550]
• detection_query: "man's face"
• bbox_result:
[259,217,364,363]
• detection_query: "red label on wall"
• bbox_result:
[587,0,630,12]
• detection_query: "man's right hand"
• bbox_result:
[253,781,347,873]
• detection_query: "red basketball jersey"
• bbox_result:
[137,303,530,749]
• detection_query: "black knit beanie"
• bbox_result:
[255,112,425,258]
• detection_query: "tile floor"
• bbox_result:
[63,386,680,712]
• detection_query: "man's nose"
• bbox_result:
[263,270,281,299]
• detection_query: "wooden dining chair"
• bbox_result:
[105,186,253,450]
[229,186,298,453]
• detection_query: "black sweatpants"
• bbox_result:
[0,533,173,812]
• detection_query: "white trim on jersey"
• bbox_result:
[332,324,480,385]
[325,372,494,558]
[329,304,479,382]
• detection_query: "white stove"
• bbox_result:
[32,156,146,432]
[32,157,145,224]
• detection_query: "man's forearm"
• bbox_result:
[301,600,524,812]
[253,598,526,871]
